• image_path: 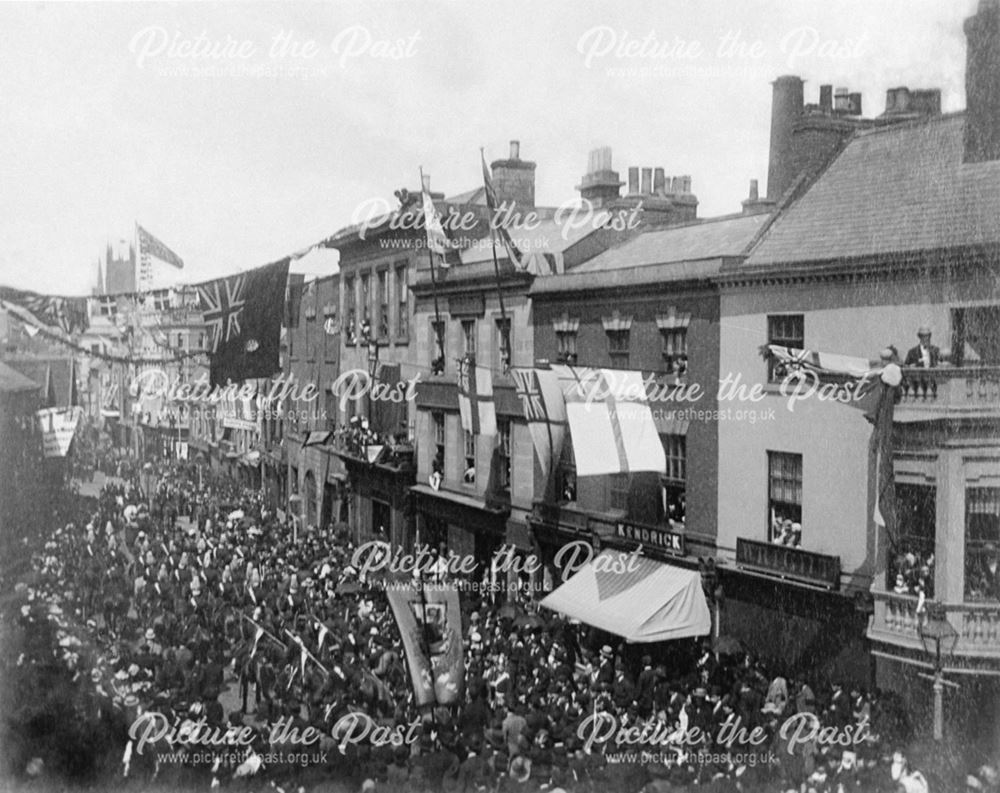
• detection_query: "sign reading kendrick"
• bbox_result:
[614,521,684,555]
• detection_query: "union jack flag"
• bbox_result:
[198,274,246,352]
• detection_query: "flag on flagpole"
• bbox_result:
[316,620,329,652]
[137,225,184,269]
[551,365,665,477]
[457,355,496,436]
[763,344,873,379]
[420,171,451,265]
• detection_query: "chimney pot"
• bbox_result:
[681,175,692,194]
[628,167,640,194]
[820,85,833,113]
[749,179,759,201]
[848,92,862,115]
[653,168,666,194]
[509,140,520,160]
[640,167,653,194]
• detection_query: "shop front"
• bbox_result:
[334,443,415,548]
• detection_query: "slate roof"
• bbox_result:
[745,113,1000,266]
[574,213,770,273]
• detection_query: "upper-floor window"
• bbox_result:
[430,319,446,376]
[891,483,935,598]
[553,313,579,365]
[657,309,691,377]
[496,317,512,371]
[377,269,389,339]
[603,311,632,368]
[432,411,446,477]
[609,473,629,512]
[966,486,1000,602]
[767,314,804,381]
[395,264,408,341]
[463,430,476,485]
[360,272,370,322]
[497,418,511,494]
[462,318,477,358]
[661,434,686,526]
[768,451,802,547]
[344,275,356,344]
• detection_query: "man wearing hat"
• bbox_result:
[904,327,940,369]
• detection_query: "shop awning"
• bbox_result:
[540,550,710,643]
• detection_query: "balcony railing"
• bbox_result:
[736,537,841,589]
[898,365,1000,409]
[869,588,1000,658]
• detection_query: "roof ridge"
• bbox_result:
[855,110,965,138]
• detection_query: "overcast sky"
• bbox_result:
[0,0,976,295]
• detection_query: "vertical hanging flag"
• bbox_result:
[551,365,665,477]
[420,174,452,266]
[457,355,496,436]
[197,259,290,386]
[510,367,567,491]
[372,361,406,438]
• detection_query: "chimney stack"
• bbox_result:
[576,146,624,207]
[640,167,653,194]
[748,179,759,201]
[767,75,804,201]
[627,167,640,195]
[964,0,1000,163]
[819,85,833,114]
[489,140,536,210]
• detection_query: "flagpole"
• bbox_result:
[481,149,511,372]
[420,167,446,372]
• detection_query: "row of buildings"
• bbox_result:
[5,0,996,753]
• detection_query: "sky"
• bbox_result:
[0,0,976,295]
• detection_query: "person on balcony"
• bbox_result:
[904,327,940,368]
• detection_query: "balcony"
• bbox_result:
[896,366,1000,418]
[868,588,1000,660]
[735,537,841,589]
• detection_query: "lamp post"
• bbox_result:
[918,603,959,741]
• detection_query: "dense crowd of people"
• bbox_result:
[5,451,999,793]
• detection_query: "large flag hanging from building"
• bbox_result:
[761,344,902,548]
[137,225,184,270]
[551,365,665,477]
[511,367,567,490]
[372,361,407,438]
[457,355,496,436]
[0,287,89,335]
[197,259,290,386]
[386,585,464,706]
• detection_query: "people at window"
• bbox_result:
[771,517,802,548]
[888,549,935,598]
[903,326,940,368]
[967,542,1000,600]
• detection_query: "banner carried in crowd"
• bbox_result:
[36,406,82,457]
[196,258,290,387]
[386,584,464,707]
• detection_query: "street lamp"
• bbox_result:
[141,461,155,513]
[918,603,959,741]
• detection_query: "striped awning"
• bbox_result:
[540,550,710,643]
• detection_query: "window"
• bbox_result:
[952,305,1000,366]
[496,317,512,370]
[556,330,577,364]
[377,269,389,339]
[661,434,686,526]
[767,314,804,381]
[608,330,629,358]
[462,319,477,358]
[661,328,688,376]
[768,451,802,546]
[890,484,936,598]
[603,312,632,367]
[344,275,356,344]
[176,332,184,349]
[432,412,445,477]
[497,419,511,493]
[360,273,371,322]
[558,436,577,503]
[395,264,408,340]
[609,473,629,512]
[463,430,476,485]
[965,487,1000,601]
[430,319,446,375]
